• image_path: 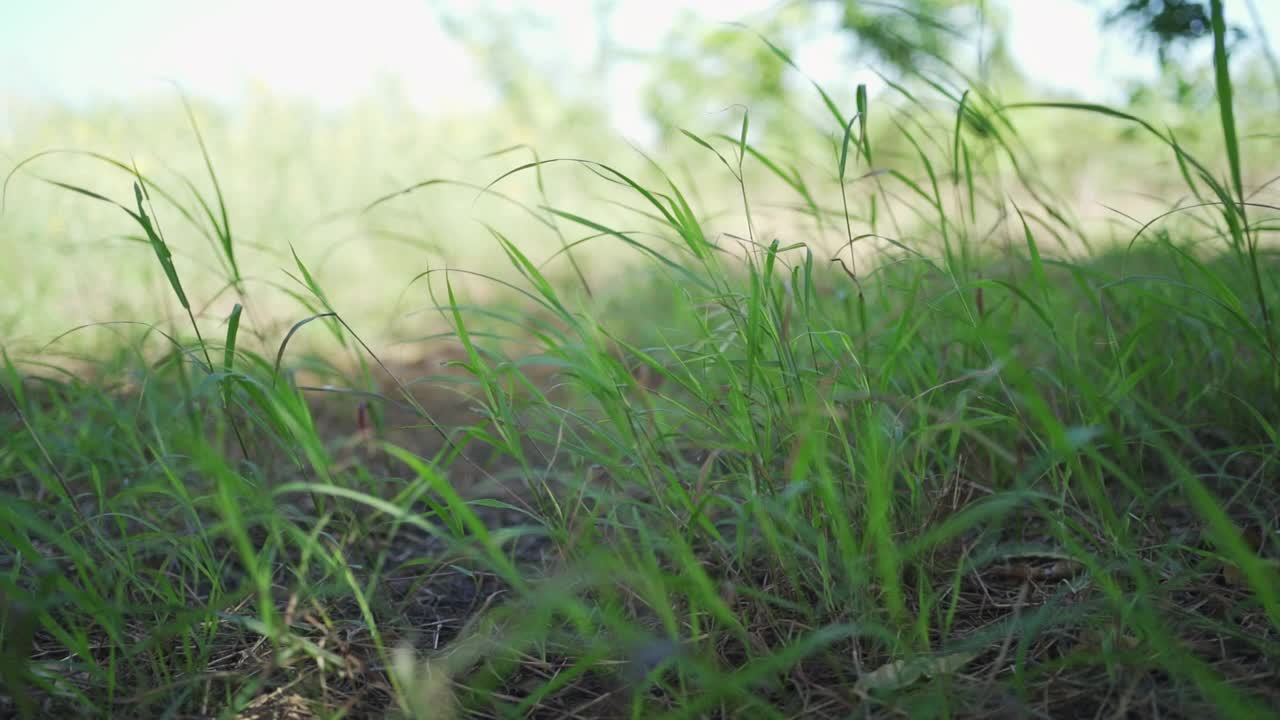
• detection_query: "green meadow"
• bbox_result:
[2,7,1278,719]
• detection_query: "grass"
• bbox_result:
[3,9,1280,719]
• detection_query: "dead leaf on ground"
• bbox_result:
[391,645,459,720]
[1221,524,1279,589]
[854,650,977,694]
[235,691,316,720]
[986,552,1085,583]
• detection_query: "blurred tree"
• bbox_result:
[828,0,971,70]
[641,6,798,137]
[640,1,1012,139]
[1102,0,1279,113]
[1103,0,1218,63]
[431,1,615,135]
[1109,2,1211,41]
[432,0,1273,145]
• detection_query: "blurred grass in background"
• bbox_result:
[4,58,1276,360]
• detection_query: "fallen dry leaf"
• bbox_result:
[855,651,977,694]
[392,645,458,720]
[986,553,1084,583]
[1220,524,1275,589]
[235,691,315,720]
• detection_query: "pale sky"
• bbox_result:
[2,1,1277,141]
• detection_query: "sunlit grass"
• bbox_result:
[2,8,1279,718]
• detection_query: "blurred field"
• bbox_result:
[5,65,1275,361]
[1,93,606,355]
